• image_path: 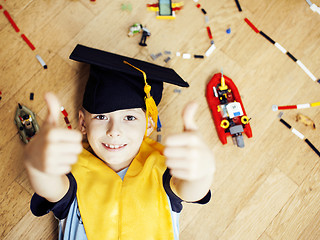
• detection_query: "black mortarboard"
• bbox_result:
[69,44,189,115]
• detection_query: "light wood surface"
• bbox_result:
[1,0,320,239]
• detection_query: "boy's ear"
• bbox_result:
[78,109,87,135]
[146,116,155,137]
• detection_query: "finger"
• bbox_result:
[47,142,83,155]
[165,132,202,147]
[44,92,61,127]
[166,158,190,171]
[47,128,83,143]
[164,146,191,159]
[182,102,198,132]
[169,169,190,181]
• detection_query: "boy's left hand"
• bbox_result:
[164,102,216,181]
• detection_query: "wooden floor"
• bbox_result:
[1,0,320,239]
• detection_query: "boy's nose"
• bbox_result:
[106,120,121,137]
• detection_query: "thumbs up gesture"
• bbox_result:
[164,102,215,201]
[24,92,83,176]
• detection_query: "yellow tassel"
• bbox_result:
[123,61,158,134]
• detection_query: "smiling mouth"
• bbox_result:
[102,143,127,151]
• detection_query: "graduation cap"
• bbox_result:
[69,44,189,130]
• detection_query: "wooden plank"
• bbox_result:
[266,163,320,239]
[0,182,31,238]
[4,211,58,240]
[219,168,297,239]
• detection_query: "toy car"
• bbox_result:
[14,103,40,144]
[206,72,252,148]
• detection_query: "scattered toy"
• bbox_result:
[306,0,320,15]
[206,71,252,148]
[272,101,320,111]
[234,0,242,12]
[278,112,320,157]
[36,54,47,69]
[30,92,34,100]
[244,18,319,84]
[296,113,316,129]
[147,1,184,19]
[128,23,142,37]
[139,26,151,47]
[164,56,171,63]
[14,103,40,144]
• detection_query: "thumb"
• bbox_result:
[182,102,198,132]
[44,92,61,126]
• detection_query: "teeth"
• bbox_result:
[105,143,126,149]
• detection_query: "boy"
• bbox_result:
[25,45,215,240]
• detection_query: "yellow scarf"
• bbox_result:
[71,137,174,240]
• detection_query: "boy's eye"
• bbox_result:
[124,115,136,121]
[94,115,108,120]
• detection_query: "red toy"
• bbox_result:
[206,72,252,148]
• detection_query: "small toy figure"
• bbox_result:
[139,26,151,46]
[128,23,142,37]
[14,103,40,144]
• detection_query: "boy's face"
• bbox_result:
[79,108,154,172]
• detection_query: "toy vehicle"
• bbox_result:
[206,72,252,148]
[14,103,40,144]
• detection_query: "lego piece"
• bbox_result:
[3,10,20,32]
[296,60,317,81]
[226,28,231,34]
[194,54,204,58]
[234,0,242,12]
[164,50,171,55]
[139,26,150,46]
[278,115,320,157]
[182,53,191,59]
[273,102,320,111]
[296,113,316,129]
[30,92,34,100]
[274,42,287,54]
[176,52,181,57]
[259,31,275,44]
[206,72,252,147]
[305,139,320,157]
[286,52,297,62]
[244,18,260,33]
[21,34,35,50]
[201,8,207,15]
[150,52,162,60]
[245,18,318,83]
[157,116,162,132]
[206,26,213,40]
[128,23,142,37]
[205,16,209,24]
[174,88,181,93]
[36,54,47,69]
[164,57,171,63]
[14,103,40,144]
[205,43,216,57]
[61,107,68,117]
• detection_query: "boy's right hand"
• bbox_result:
[24,92,83,176]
